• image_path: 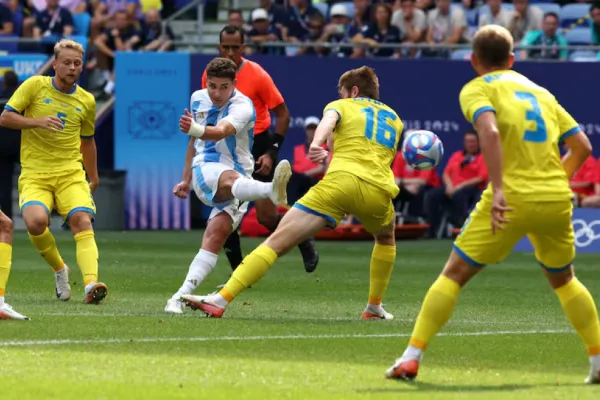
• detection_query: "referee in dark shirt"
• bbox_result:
[0,71,20,219]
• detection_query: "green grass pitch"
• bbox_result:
[0,231,599,399]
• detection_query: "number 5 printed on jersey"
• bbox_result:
[361,107,398,149]
[514,91,547,143]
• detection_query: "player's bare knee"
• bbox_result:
[215,171,240,200]
[0,214,13,241]
[544,267,574,290]
[68,212,93,234]
[442,251,480,286]
[374,223,395,246]
[23,213,49,236]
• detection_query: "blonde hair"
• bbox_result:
[54,39,85,58]
[472,25,513,68]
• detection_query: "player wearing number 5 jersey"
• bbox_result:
[182,66,403,320]
[387,25,600,384]
[0,39,107,305]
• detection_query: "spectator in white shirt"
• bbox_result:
[509,0,543,41]
[425,0,467,56]
[392,0,426,56]
[478,0,511,28]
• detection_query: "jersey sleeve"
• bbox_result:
[5,76,40,113]
[323,100,343,126]
[258,69,284,110]
[222,99,254,134]
[459,79,494,124]
[81,96,97,138]
[556,103,582,144]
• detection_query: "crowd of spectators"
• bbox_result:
[231,0,600,59]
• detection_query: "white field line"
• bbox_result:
[0,329,572,347]
[34,311,561,326]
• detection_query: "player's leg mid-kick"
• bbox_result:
[0,211,28,320]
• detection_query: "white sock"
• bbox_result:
[367,303,383,312]
[173,249,218,299]
[84,282,96,294]
[591,354,600,369]
[0,296,4,309]
[55,266,67,276]
[401,345,423,361]
[104,80,115,94]
[209,293,229,308]
[231,177,272,202]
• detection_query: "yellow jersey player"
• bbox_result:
[386,25,600,384]
[0,39,108,304]
[0,211,28,320]
[182,66,404,320]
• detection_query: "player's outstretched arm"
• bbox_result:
[182,136,195,184]
[309,110,338,163]
[473,111,503,192]
[81,138,99,194]
[0,109,63,131]
[563,131,592,179]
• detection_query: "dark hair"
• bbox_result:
[115,9,127,17]
[371,3,392,26]
[228,8,242,17]
[543,11,559,21]
[206,57,237,81]
[3,70,17,89]
[401,0,416,3]
[590,4,600,12]
[219,25,245,44]
[338,66,380,100]
[472,25,512,68]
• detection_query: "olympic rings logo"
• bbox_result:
[573,219,600,248]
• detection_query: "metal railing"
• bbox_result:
[164,0,205,49]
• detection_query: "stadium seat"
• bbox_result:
[0,34,18,53]
[569,50,599,62]
[314,2,329,18]
[336,2,354,19]
[560,4,591,28]
[535,3,561,16]
[73,13,91,37]
[450,49,472,60]
[565,27,592,44]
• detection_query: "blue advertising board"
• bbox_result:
[0,54,48,82]
[513,208,600,254]
[115,52,191,230]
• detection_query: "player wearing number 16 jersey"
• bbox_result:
[182,66,403,320]
[386,25,600,384]
[0,39,107,305]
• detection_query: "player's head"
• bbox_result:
[218,25,245,66]
[53,39,84,87]
[337,66,379,101]
[470,25,514,75]
[206,57,238,107]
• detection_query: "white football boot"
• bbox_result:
[55,265,72,301]
[269,160,292,206]
[361,303,394,320]
[0,303,30,320]
[164,298,185,314]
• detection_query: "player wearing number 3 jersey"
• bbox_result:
[387,25,600,385]
[182,66,403,320]
[0,39,107,305]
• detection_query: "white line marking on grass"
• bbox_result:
[0,329,572,347]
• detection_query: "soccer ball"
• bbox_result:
[401,130,444,171]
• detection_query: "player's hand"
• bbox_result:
[491,189,512,235]
[37,116,64,131]
[308,143,329,163]
[179,109,193,134]
[89,179,99,194]
[255,153,273,176]
[173,181,191,199]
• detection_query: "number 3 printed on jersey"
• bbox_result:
[514,91,547,143]
[361,107,398,149]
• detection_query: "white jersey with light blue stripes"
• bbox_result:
[190,89,256,177]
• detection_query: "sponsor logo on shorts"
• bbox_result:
[573,219,600,248]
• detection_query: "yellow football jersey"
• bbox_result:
[324,97,403,198]
[6,76,96,174]
[459,70,580,202]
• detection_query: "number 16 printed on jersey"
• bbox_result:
[361,107,398,149]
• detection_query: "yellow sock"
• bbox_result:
[555,277,600,355]
[368,243,396,305]
[74,230,99,285]
[219,244,277,302]
[29,228,64,272]
[409,275,461,350]
[0,243,12,297]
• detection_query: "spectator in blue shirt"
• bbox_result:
[283,0,323,42]
[139,9,174,51]
[33,0,74,38]
[320,3,362,58]
[357,3,402,58]
[0,3,13,35]
[247,8,284,55]
[520,12,568,61]
[247,0,286,30]
[295,12,328,56]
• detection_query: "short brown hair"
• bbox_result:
[472,25,513,68]
[206,57,237,81]
[338,66,380,100]
[54,39,84,58]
